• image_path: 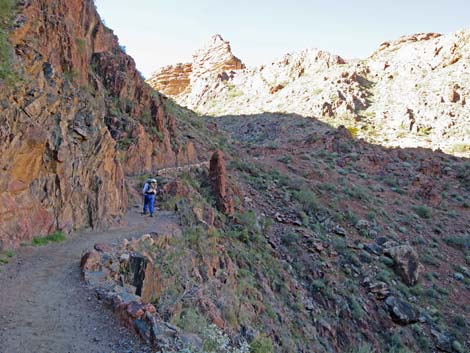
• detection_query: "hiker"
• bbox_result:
[142,178,157,217]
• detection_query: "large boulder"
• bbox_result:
[384,296,419,325]
[384,245,424,286]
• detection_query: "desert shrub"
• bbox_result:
[281,232,298,247]
[75,37,86,52]
[32,231,66,246]
[0,0,16,82]
[411,205,431,219]
[298,211,309,227]
[348,297,364,320]
[292,187,318,213]
[347,343,375,353]
[116,137,134,150]
[444,235,470,251]
[176,308,207,334]
[0,250,14,264]
[277,155,292,164]
[249,335,273,353]
[345,185,370,201]
[456,163,470,190]
[310,279,326,293]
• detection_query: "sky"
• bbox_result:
[95,0,470,78]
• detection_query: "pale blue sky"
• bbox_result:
[95,0,470,78]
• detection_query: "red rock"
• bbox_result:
[209,150,234,215]
[80,250,102,271]
[126,301,145,318]
[143,303,156,314]
[163,179,191,197]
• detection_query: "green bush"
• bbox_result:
[0,0,17,82]
[32,231,66,246]
[250,336,273,353]
[0,250,14,264]
[292,187,318,213]
[411,205,431,219]
[444,235,470,251]
[347,343,375,353]
[176,308,207,334]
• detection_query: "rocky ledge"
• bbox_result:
[80,234,203,352]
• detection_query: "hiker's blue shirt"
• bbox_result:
[142,183,149,194]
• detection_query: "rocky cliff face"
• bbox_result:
[146,34,245,97]
[149,31,470,156]
[0,0,196,248]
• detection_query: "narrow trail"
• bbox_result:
[0,208,181,353]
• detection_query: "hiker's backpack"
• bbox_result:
[146,182,157,195]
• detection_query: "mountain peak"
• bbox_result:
[147,35,245,96]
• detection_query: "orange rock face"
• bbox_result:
[147,34,245,97]
[146,63,192,96]
[209,150,234,215]
[0,0,197,248]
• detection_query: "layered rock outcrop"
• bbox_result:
[149,31,470,156]
[146,62,192,96]
[209,150,234,215]
[146,34,244,97]
[0,0,196,248]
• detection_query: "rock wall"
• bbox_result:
[0,0,196,248]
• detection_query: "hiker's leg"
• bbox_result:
[149,195,155,216]
[143,195,149,214]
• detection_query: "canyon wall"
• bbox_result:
[0,0,196,248]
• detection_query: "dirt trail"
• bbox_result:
[0,208,180,353]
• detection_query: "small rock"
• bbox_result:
[367,281,390,300]
[143,303,156,314]
[355,219,370,229]
[453,272,464,281]
[180,333,204,350]
[240,325,258,343]
[334,225,347,236]
[375,237,389,245]
[134,318,152,344]
[363,243,382,255]
[126,301,145,318]
[431,329,454,352]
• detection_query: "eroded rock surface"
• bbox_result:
[147,34,245,97]
[209,150,234,215]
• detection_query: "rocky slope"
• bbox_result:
[87,116,469,353]
[175,116,470,352]
[0,0,199,248]
[148,32,470,157]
